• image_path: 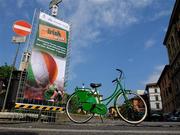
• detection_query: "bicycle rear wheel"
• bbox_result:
[66,92,94,123]
[115,91,147,124]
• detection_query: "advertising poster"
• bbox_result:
[24,12,70,102]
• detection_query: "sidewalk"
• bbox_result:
[0,112,180,128]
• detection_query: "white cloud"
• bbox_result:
[143,65,164,84]
[65,0,141,59]
[34,0,169,80]
[36,0,50,7]
[128,58,134,62]
[149,9,171,21]
[0,1,7,8]
[17,0,25,8]
[61,0,163,79]
[94,1,139,27]
[144,39,156,49]
[129,0,154,8]
[91,0,109,4]
[163,27,168,33]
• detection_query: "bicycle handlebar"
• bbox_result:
[116,69,123,79]
[112,78,117,83]
[112,69,123,83]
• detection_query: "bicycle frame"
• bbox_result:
[95,79,130,107]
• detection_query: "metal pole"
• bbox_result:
[26,8,37,51]
[2,43,21,112]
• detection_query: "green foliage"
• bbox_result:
[0,63,15,78]
[62,93,70,102]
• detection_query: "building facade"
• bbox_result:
[19,52,31,71]
[146,83,162,115]
[157,65,175,113]
[163,0,180,111]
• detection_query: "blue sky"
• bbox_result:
[0,0,175,97]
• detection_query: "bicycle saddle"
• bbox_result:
[90,83,102,88]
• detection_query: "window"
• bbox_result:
[154,88,158,93]
[171,36,175,58]
[27,55,30,62]
[155,95,159,101]
[156,103,160,109]
[169,87,172,94]
[166,89,169,97]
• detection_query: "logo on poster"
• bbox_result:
[39,24,67,43]
[39,12,70,31]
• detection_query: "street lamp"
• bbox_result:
[49,0,62,17]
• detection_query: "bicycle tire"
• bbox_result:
[115,91,147,124]
[66,92,94,123]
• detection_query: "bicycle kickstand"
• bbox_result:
[100,115,104,123]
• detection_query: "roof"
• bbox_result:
[163,0,179,45]
[145,83,158,91]
[157,65,171,85]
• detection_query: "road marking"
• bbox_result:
[0,127,180,134]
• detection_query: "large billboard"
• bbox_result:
[24,12,70,102]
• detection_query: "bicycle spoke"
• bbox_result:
[115,91,147,124]
[66,92,94,123]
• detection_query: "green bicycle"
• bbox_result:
[66,69,147,124]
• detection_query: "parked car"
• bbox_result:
[151,113,163,121]
[170,112,180,122]
[163,113,172,122]
[163,112,180,122]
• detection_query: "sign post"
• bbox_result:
[2,20,31,112]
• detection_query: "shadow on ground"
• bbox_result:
[0,131,38,135]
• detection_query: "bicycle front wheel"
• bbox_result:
[66,92,94,123]
[115,91,147,124]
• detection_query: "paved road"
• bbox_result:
[0,119,180,135]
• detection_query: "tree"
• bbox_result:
[0,63,16,79]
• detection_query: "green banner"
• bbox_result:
[34,18,69,58]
